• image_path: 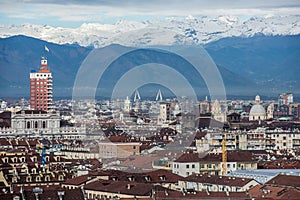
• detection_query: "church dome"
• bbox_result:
[249,95,266,121]
[249,105,266,116]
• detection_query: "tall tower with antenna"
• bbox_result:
[30,57,53,111]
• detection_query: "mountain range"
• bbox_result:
[1,15,300,48]
[0,34,299,99]
[0,15,299,99]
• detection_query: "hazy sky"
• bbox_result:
[1,0,300,27]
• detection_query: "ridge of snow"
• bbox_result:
[0,15,299,48]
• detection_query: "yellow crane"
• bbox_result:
[222,134,227,175]
[196,133,228,175]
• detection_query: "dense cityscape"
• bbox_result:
[0,55,299,200]
[1,1,300,200]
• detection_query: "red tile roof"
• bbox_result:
[89,169,181,184]
[249,184,300,200]
[175,150,255,163]
[182,173,256,188]
[119,155,159,170]
[174,152,202,162]
[154,190,250,199]
[201,150,255,162]
[265,174,300,188]
[84,180,156,196]
[23,188,84,200]
[63,174,97,186]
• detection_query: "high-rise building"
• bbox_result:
[278,93,293,106]
[158,102,171,124]
[30,57,53,111]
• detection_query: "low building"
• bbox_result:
[154,190,251,200]
[172,151,257,177]
[84,179,160,199]
[249,174,300,200]
[179,173,258,192]
[172,152,201,177]
[98,142,140,158]
[11,110,60,133]
[265,128,300,150]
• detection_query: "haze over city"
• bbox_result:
[0,1,300,200]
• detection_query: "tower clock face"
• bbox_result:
[42,60,47,65]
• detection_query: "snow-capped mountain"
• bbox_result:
[0,15,300,48]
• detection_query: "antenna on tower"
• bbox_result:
[156,89,163,102]
[134,90,141,102]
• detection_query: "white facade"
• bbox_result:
[172,161,199,177]
[266,128,300,150]
[1,110,87,139]
[11,110,60,132]
[158,102,171,124]
[178,174,259,192]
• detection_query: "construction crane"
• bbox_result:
[196,133,228,175]
[221,134,227,175]
[38,131,48,165]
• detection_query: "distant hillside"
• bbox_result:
[0,35,299,99]
[0,35,91,97]
[205,35,300,94]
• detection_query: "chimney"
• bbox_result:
[57,191,65,200]
[165,190,168,196]
[32,187,43,200]
[206,189,210,196]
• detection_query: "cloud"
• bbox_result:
[1,0,300,26]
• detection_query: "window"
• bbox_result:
[58,175,64,181]
[27,121,31,129]
[34,121,38,129]
[200,164,205,168]
[283,142,286,146]
[42,121,46,128]
[133,146,136,149]
[186,164,189,169]
[192,164,195,169]
[207,164,212,168]
[26,176,32,182]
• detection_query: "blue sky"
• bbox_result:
[1,0,300,27]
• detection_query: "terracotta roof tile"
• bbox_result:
[64,174,97,186]
[84,180,156,196]
[154,190,250,199]
[265,174,300,188]
[182,173,256,187]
